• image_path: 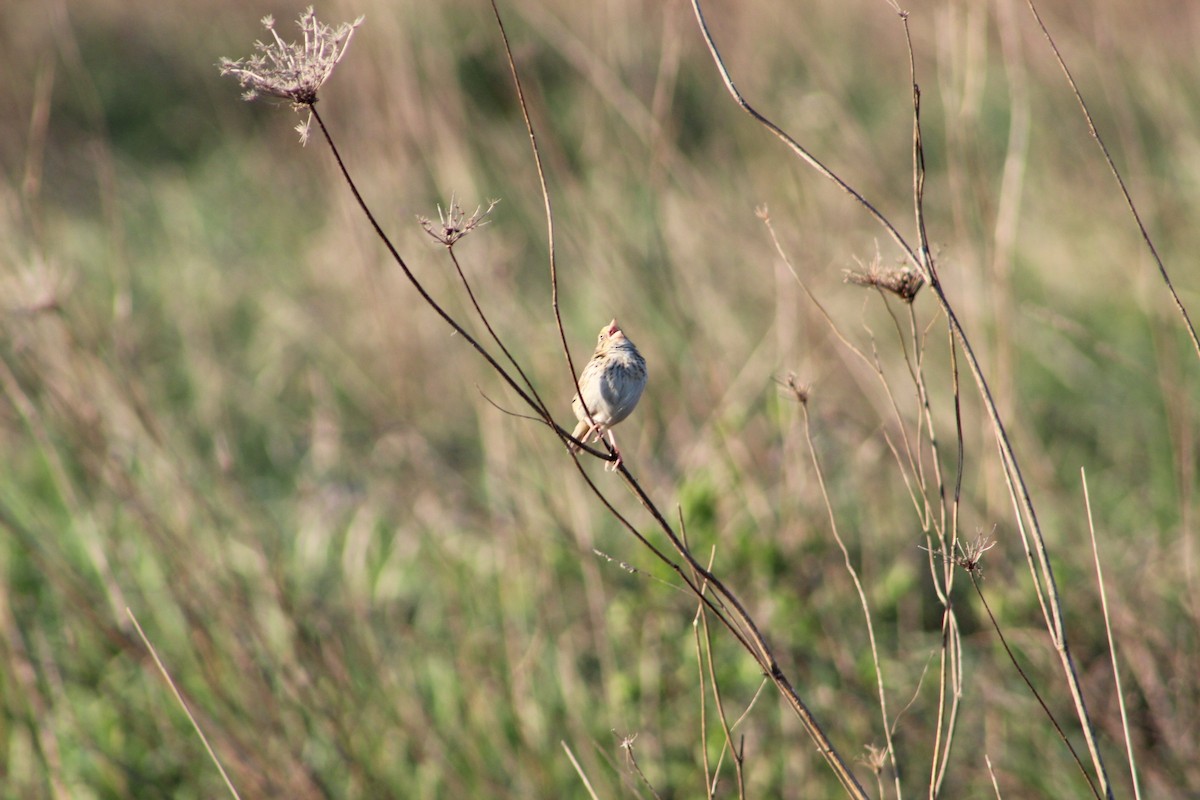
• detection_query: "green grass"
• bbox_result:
[1,0,1199,797]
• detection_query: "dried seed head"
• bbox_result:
[218,7,364,143]
[859,743,889,775]
[418,197,500,247]
[955,529,998,575]
[776,372,810,406]
[844,260,925,303]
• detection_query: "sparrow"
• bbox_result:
[570,319,647,471]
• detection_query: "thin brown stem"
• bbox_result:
[1081,469,1142,800]
[446,246,551,418]
[686,535,747,800]
[801,401,900,799]
[128,609,242,800]
[487,0,606,455]
[969,576,1101,799]
[929,323,965,798]
[618,733,664,800]
[691,599,715,800]
[985,755,1004,799]
[1024,0,1200,362]
[561,741,602,800]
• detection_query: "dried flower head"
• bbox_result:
[859,743,889,775]
[218,7,364,143]
[919,528,997,577]
[418,197,499,248]
[844,258,925,303]
[954,529,997,575]
[776,371,810,406]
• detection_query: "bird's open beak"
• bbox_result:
[606,319,620,337]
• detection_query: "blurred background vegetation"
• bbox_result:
[1,0,1198,796]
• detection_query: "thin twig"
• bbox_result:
[683,521,718,799]
[487,0,604,456]
[1081,468,1142,800]
[968,577,1101,799]
[127,609,242,800]
[685,533,747,800]
[1024,0,1200,362]
[445,243,552,419]
[800,400,901,799]
[617,732,664,800]
[689,0,910,260]
[692,586,715,799]
[985,754,1004,799]
[561,740,602,800]
[930,320,966,796]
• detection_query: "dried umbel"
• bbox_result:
[844,262,925,303]
[778,371,810,406]
[954,530,998,576]
[418,198,500,248]
[218,7,363,143]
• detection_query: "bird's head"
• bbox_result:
[602,319,625,344]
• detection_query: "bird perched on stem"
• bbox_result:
[570,319,647,471]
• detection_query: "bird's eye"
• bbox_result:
[597,333,606,344]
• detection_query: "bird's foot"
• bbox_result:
[604,429,623,471]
